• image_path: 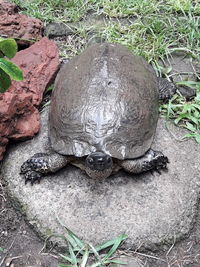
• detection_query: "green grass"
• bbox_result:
[12,0,200,23]
[12,0,200,61]
[11,0,200,143]
[160,81,200,143]
[44,218,128,267]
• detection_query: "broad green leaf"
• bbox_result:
[0,58,23,80]
[0,68,11,93]
[0,247,4,252]
[0,38,17,58]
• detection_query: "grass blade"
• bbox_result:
[67,229,85,250]
[88,243,103,264]
[68,243,78,266]
[95,234,128,252]
[59,265,77,267]
[102,234,128,261]
[105,259,127,264]
[88,263,103,267]
[80,247,89,267]
[56,216,85,251]
[59,254,75,264]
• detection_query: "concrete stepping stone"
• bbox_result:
[1,108,199,250]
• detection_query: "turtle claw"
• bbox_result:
[20,152,70,186]
[153,154,168,170]
[158,155,168,168]
[142,150,169,173]
[24,170,43,185]
[155,169,164,175]
[21,157,45,185]
[20,161,32,174]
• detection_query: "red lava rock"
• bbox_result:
[0,0,43,45]
[0,37,60,160]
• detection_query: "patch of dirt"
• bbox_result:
[136,212,200,266]
[0,176,59,267]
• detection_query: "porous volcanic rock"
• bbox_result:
[0,37,60,160]
[0,0,43,45]
[44,22,75,38]
[1,108,200,250]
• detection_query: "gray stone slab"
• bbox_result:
[1,108,200,250]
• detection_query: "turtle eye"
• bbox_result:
[88,158,94,164]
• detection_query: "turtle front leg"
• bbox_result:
[20,152,71,185]
[119,149,169,174]
[158,78,176,100]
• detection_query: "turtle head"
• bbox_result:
[85,152,113,179]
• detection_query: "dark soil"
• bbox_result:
[0,177,59,267]
[137,212,200,266]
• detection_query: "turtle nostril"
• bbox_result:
[97,157,104,162]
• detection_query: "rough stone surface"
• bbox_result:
[0,0,43,45]
[44,22,75,38]
[1,109,200,250]
[165,54,199,98]
[0,37,60,160]
[10,37,60,106]
[169,54,198,82]
[116,257,143,267]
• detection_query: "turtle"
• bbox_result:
[20,43,176,184]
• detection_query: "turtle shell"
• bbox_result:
[49,43,159,160]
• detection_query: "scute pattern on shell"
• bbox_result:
[49,43,159,160]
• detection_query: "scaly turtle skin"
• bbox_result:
[20,43,175,184]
